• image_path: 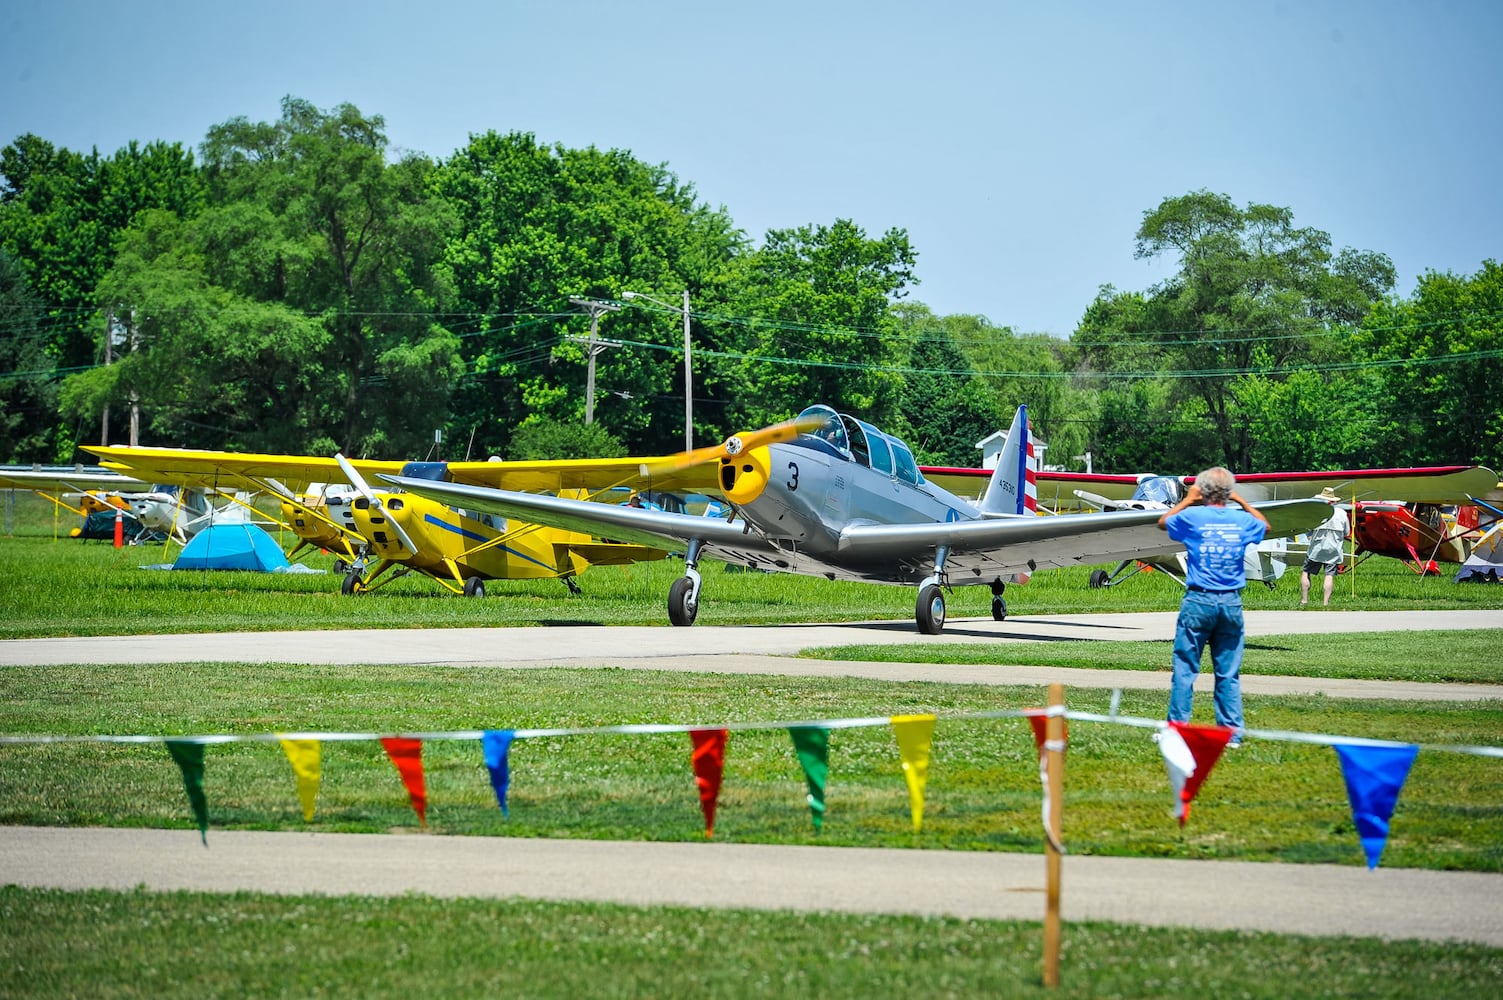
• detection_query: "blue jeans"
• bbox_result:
[1167,590,1245,729]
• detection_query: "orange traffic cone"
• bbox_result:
[113,508,124,548]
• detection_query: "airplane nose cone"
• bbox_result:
[722,446,771,505]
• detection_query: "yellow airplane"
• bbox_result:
[84,446,717,597]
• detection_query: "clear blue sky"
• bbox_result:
[3,0,1498,337]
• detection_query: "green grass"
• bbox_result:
[5,491,1502,988]
[3,489,1502,638]
[3,887,1499,1000]
[3,665,1500,870]
[803,629,1503,684]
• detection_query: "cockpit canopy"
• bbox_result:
[1131,475,1186,505]
[797,405,926,487]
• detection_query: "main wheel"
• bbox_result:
[991,594,1007,621]
[463,577,486,598]
[340,570,362,596]
[916,584,946,635]
[667,576,698,626]
[1088,569,1110,589]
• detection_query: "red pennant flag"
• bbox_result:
[1157,722,1233,826]
[380,737,427,826]
[689,729,728,838]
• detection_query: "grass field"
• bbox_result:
[3,489,1501,996]
[3,487,1502,638]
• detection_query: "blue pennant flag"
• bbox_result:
[481,730,516,817]
[1333,743,1419,869]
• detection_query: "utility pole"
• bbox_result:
[681,288,692,451]
[566,298,621,425]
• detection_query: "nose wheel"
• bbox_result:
[990,580,1007,621]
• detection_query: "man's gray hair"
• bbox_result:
[1194,466,1235,504]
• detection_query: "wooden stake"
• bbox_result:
[1043,682,1065,987]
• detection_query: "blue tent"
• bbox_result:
[173,522,291,572]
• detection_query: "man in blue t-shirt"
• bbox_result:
[1157,466,1270,743]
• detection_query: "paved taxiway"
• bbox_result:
[3,608,1501,945]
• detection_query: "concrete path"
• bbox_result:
[5,609,1501,702]
[3,826,1499,946]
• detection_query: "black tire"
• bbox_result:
[916,584,946,634]
[463,577,485,598]
[340,570,361,596]
[991,594,1007,621]
[1088,569,1110,589]
[667,576,698,626]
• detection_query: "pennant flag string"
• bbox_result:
[1,709,1498,759]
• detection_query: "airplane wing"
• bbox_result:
[379,475,768,558]
[0,465,150,493]
[1232,466,1501,504]
[923,464,1502,507]
[86,446,720,497]
[837,499,1329,578]
[84,447,406,494]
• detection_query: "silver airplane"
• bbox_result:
[381,405,1330,634]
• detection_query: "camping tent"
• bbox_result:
[1455,522,1503,583]
[173,522,291,572]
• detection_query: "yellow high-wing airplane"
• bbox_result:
[84,446,719,597]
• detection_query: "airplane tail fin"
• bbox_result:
[979,405,1038,517]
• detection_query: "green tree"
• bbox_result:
[0,249,56,460]
[59,209,330,452]
[1074,191,1395,470]
[1351,260,1503,469]
[197,97,460,455]
[433,131,745,456]
[725,219,916,430]
[0,135,202,374]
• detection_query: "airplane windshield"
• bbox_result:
[799,405,847,453]
[888,436,923,485]
[856,420,891,474]
[1132,476,1185,505]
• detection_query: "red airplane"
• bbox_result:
[1352,501,1480,575]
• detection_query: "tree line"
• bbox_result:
[1,96,1498,474]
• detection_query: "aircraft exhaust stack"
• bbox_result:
[978,405,1037,518]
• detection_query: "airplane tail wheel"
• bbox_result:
[991,595,1007,621]
[668,576,699,626]
[916,584,946,634]
[1089,569,1110,589]
[463,577,485,598]
[340,570,363,596]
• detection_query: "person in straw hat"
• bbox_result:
[1300,488,1350,607]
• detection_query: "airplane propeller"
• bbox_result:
[639,412,829,479]
[335,452,421,554]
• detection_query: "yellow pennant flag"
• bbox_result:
[278,738,322,822]
[890,714,936,832]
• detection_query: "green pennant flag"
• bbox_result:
[165,740,209,845]
[788,727,830,832]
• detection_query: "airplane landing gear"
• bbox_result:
[340,570,363,595]
[916,584,946,634]
[916,544,950,634]
[668,576,698,626]
[668,538,705,626]
[562,575,582,595]
[1089,569,1110,589]
[463,577,486,598]
[990,580,1007,621]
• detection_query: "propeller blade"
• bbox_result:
[336,453,421,554]
[642,412,828,478]
[334,453,377,502]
